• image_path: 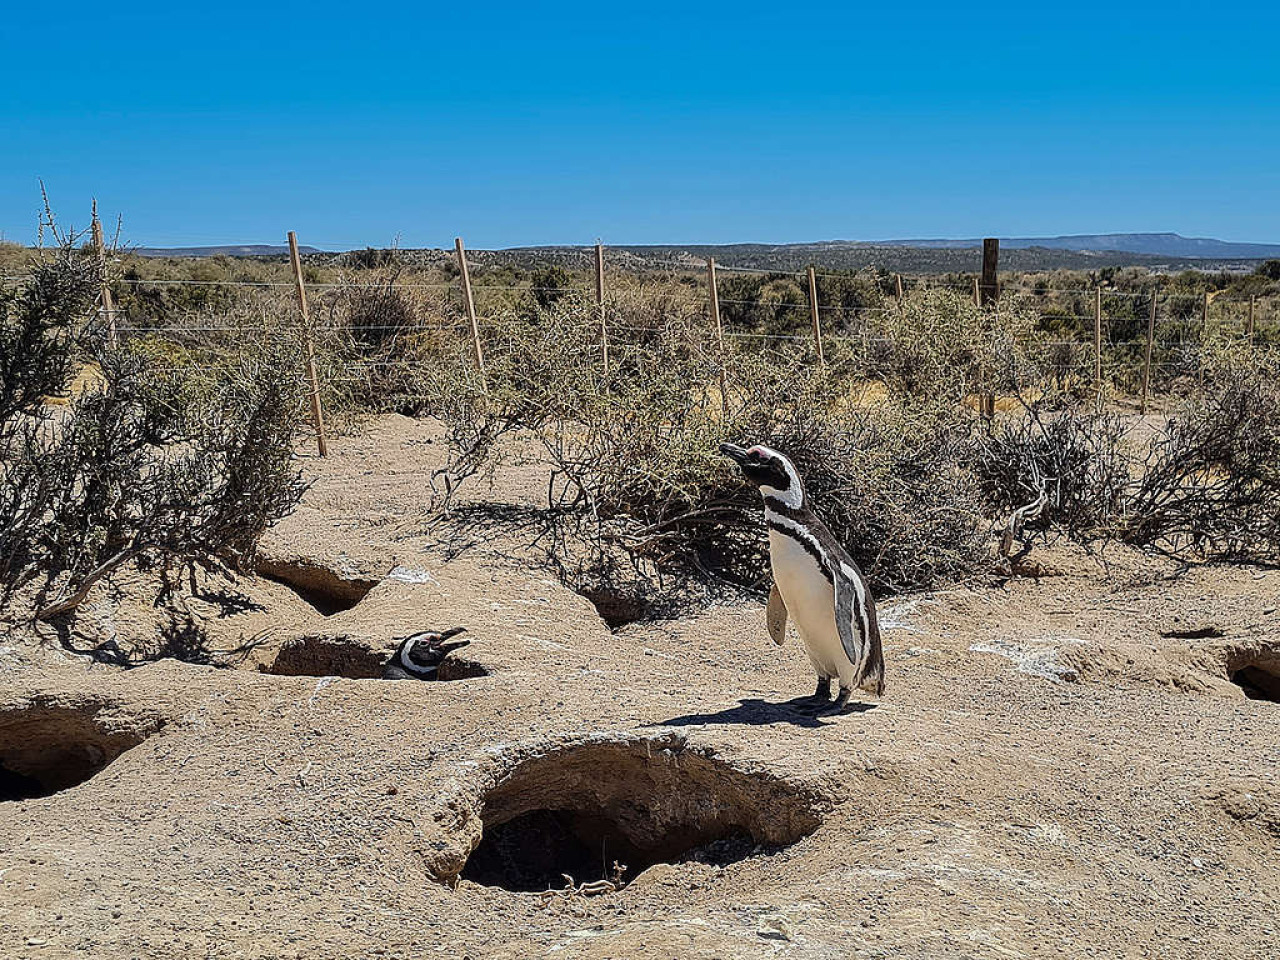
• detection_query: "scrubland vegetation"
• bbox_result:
[0,224,306,623]
[2,221,1279,632]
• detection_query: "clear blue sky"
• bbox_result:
[2,1,1276,249]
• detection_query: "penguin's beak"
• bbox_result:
[433,626,470,653]
[719,442,751,467]
[437,638,470,653]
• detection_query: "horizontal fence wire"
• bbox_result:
[8,271,1273,305]
[10,260,1275,420]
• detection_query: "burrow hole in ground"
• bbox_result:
[1231,662,1280,703]
[577,588,658,632]
[255,559,378,616]
[1161,625,1226,640]
[265,634,489,681]
[0,705,154,801]
[457,738,821,892]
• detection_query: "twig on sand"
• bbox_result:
[537,874,617,908]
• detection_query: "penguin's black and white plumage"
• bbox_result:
[381,627,470,680]
[721,443,884,714]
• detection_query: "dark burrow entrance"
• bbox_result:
[1161,625,1226,640]
[0,704,155,801]
[457,737,821,892]
[462,809,761,891]
[1231,663,1280,703]
[578,588,657,631]
[266,634,489,681]
[255,558,378,616]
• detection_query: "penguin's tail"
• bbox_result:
[859,659,885,696]
[858,618,886,696]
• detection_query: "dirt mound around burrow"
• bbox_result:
[1216,638,1280,702]
[0,698,163,801]
[1167,633,1280,701]
[254,554,381,616]
[1207,782,1280,841]
[452,734,824,892]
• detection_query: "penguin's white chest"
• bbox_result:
[768,528,848,676]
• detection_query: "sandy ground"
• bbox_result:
[1,414,1278,960]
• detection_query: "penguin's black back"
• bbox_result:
[381,662,417,681]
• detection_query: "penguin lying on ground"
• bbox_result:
[382,627,470,680]
[720,443,885,714]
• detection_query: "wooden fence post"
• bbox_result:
[708,257,727,412]
[90,200,117,347]
[1199,290,1209,386]
[976,239,1000,417]
[595,241,609,377]
[894,273,904,303]
[1248,295,1256,344]
[1093,286,1103,398]
[1141,292,1156,415]
[807,266,825,367]
[979,238,999,306]
[454,237,486,384]
[287,231,328,458]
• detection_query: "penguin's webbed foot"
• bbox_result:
[792,678,832,713]
[812,676,832,701]
[815,688,853,717]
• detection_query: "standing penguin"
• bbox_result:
[382,627,470,680]
[720,443,884,714]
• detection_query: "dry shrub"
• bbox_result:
[346,279,419,355]
[0,233,307,622]
[0,237,100,424]
[1043,339,1092,395]
[1,337,307,621]
[974,403,1129,541]
[529,265,574,309]
[1120,350,1280,561]
[973,349,1280,565]
[323,272,466,416]
[870,290,1045,403]
[729,401,987,593]
[416,300,988,597]
[332,273,1279,608]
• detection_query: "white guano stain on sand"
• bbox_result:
[969,636,1086,682]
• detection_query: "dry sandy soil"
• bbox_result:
[1,414,1278,960]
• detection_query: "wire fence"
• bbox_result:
[11,250,1276,454]
[90,268,1277,360]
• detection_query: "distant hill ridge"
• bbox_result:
[134,244,320,258]
[873,232,1280,259]
[131,232,1280,263]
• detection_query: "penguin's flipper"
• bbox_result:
[766,582,788,645]
[833,566,871,669]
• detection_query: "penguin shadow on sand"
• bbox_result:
[652,696,876,731]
